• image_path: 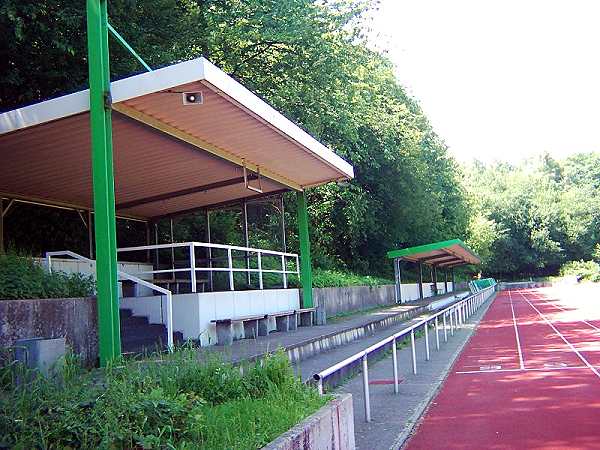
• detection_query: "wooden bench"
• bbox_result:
[296,307,316,327]
[211,314,266,345]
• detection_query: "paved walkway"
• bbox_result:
[333,292,495,450]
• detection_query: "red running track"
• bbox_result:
[405,287,600,450]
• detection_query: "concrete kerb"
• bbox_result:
[389,292,498,450]
[226,304,431,369]
[261,393,356,450]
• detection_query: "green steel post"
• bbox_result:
[297,191,313,308]
[87,0,121,365]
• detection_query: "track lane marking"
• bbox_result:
[508,290,526,370]
[528,291,600,334]
[516,290,600,381]
[456,365,590,375]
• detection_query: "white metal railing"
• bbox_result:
[44,250,175,350]
[312,284,497,422]
[116,241,300,292]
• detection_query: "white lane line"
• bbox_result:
[516,290,600,381]
[508,290,526,370]
[528,292,600,334]
[456,365,589,375]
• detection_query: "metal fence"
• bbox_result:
[117,242,299,292]
[313,284,496,422]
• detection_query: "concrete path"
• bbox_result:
[332,293,496,450]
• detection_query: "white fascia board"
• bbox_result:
[0,89,89,134]
[202,58,354,179]
[0,59,205,134]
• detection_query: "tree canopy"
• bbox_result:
[464,153,600,279]
[2,1,598,281]
[1,0,470,277]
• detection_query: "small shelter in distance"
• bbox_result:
[387,239,481,303]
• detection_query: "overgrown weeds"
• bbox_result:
[0,348,326,449]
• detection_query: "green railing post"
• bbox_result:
[86,0,121,365]
[297,191,313,308]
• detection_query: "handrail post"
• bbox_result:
[362,355,371,422]
[435,316,440,350]
[443,312,448,342]
[281,254,287,288]
[189,243,197,293]
[424,321,430,361]
[392,337,399,394]
[228,248,234,291]
[258,252,263,289]
[46,254,53,273]
[450,309,454,336]
[410,329,417,374]
[166,291,174,349]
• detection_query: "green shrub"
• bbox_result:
[310,268,393,288]
[0,253,95,300]
[559,260,600,282]
[0,349,326,449]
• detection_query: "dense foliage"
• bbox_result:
[0,253,95,299]
[2,1,599,281]
[464,153,600,279]
[1,0,469,278]
[560,260,600,282]
[0,350,326,449]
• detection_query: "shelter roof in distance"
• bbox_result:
[386,239,481,268]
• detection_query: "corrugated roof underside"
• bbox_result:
[0,113,284,218]
[121,81,344,188]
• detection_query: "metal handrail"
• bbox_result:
[117,241,300,292]
[45,250,175,350]
[313,284,497,422]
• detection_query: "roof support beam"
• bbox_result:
[0,192,146,222]
[421,256,463,266]
[116,175,257,210]
[112,103,303,191]
[150,189,289,221]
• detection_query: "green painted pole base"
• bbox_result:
[297,191,313,308]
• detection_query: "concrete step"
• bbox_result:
[121,315,149,326]
[119,308,133,320]
[121,331,184,354]
[119,307,184,354]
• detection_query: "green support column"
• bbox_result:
[297,191,313,308]
[87,0,121,365]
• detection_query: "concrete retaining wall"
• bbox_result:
[262,393,355,450]
[0,297,98,365]
[314,282,454,317]
[498,281,553,290]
